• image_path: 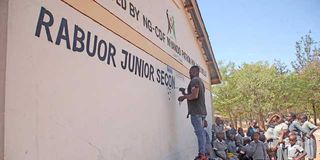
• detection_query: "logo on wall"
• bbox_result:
[166,9,176,40]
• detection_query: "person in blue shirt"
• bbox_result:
[247,120,258,138]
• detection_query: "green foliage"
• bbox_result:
[213,32,320,125]
[213,62,281,125]
[291,32,320,124]
[298,61,320,114]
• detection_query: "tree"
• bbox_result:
[291,31,320,125]
[274,59,289,74]
[233,62,282,129]
[291,31,320,72]
[213,32,320,127]
[213,62,283,129]
[212,62,243,126]
[299,60,320,125]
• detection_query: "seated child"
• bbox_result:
[226,134,238,160]
[238,137,252,160]
[213,132,228,160]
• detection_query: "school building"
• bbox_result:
[0,0,221,159]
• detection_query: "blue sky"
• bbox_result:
[197,0,320,68]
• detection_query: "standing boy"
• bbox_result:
[287,134,307,160]
[248,132,269,160]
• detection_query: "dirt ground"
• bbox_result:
[314,129,320,160]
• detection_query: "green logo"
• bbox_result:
[166,9,176,40]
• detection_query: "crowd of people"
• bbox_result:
[207,113,318,160]
[177,66,318,160]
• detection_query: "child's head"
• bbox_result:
[288,134,297,145]
[243,137,251,145]
[288,131,296,137]
[238,127,244,136]
[299,114,308,123]
[215,117,222,124]
[286,112,296,122]
[270,116,280,125]
[251,120,257,127]
[228,134,235,141]
[252,132,260,142]
[217,132,224,140]
[259,134,266,142]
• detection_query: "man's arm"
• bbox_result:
[178,86,199,101]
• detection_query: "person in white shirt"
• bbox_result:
[287,134,306,160]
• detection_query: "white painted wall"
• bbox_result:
[96,0,210,81]
[4,0,213,160]
[0,0,8,158]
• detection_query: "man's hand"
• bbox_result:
[179,88,186,95]
[178,96,185,102]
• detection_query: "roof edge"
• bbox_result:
[183,0,221,85]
